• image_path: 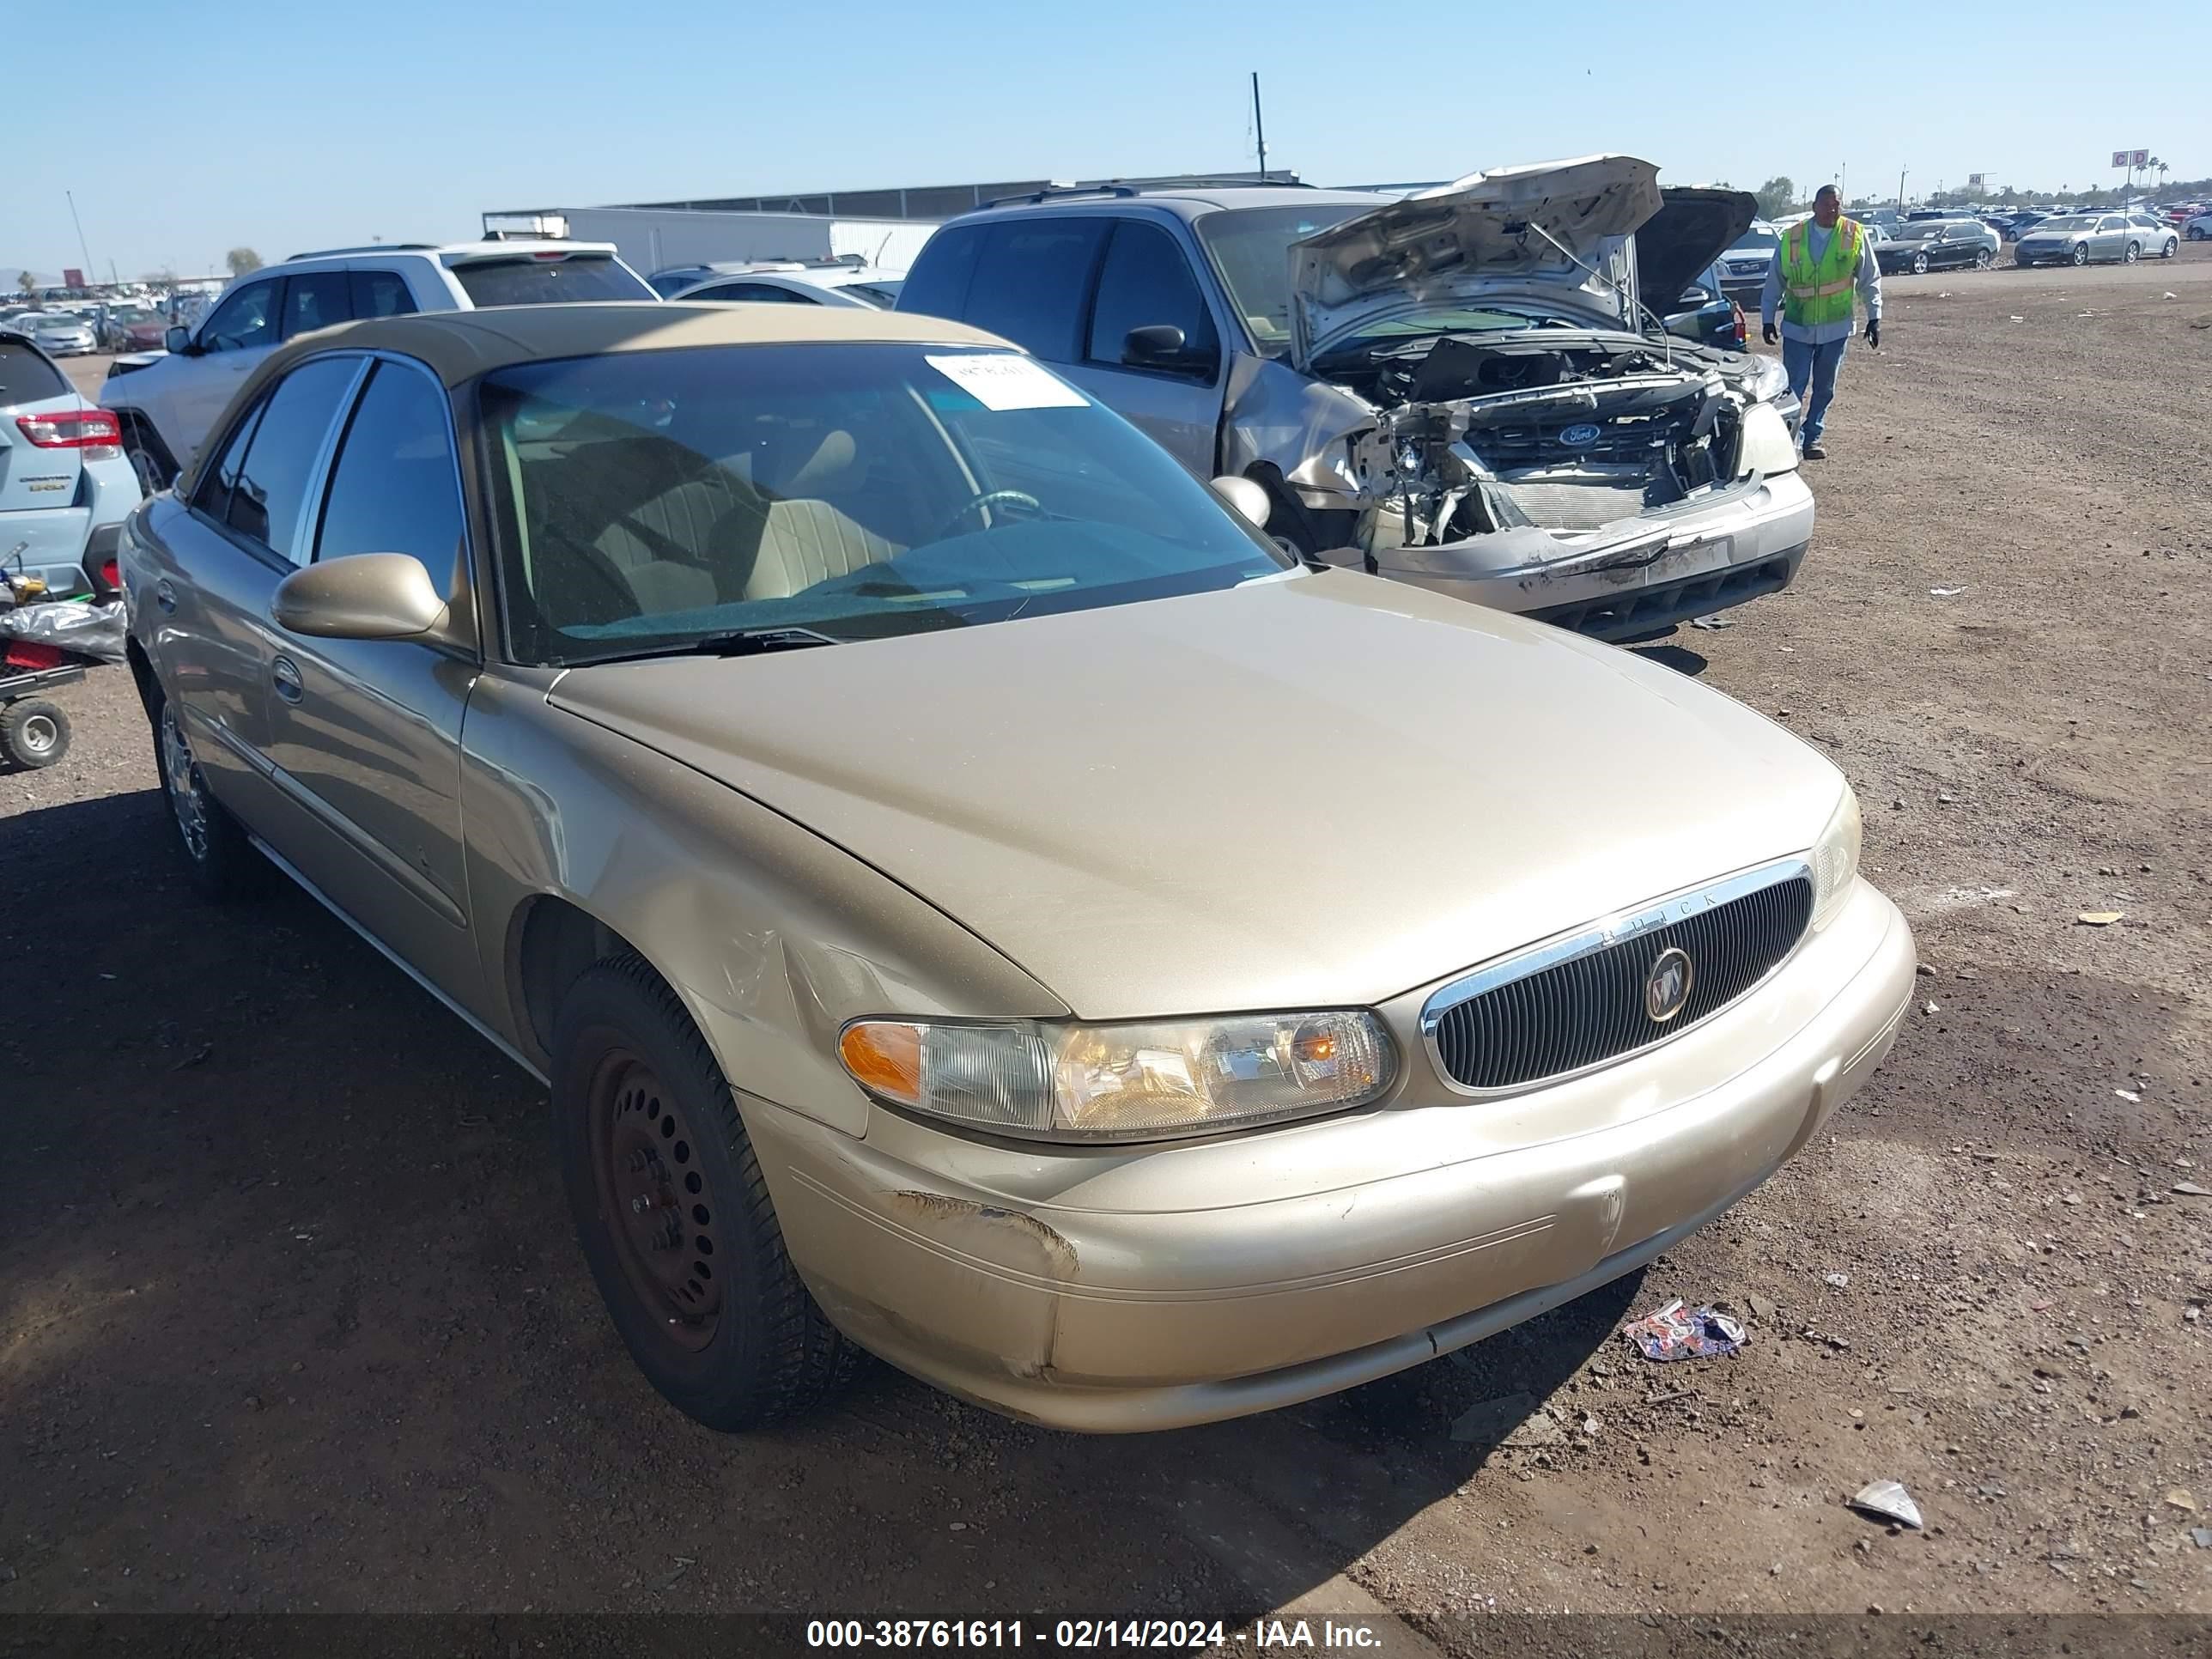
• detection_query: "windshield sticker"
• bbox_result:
[926,353,1089,412]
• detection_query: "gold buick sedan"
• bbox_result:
[119,303,1915,1433]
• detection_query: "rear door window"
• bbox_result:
[222,357,363,562]
[895,223,984,320]
[282,272,352,339]
[1085,220,1218,371]
[349,270,419,319]
[199,280,279,352]
[0,338,70,404]
[449,254,653,307]
[963,220,1107,362]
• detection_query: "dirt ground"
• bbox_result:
[4,249,2209,1645]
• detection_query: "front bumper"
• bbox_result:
[750,879,1915,1431]
[1361,468,1816,642]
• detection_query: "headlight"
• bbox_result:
[1736,400,1799,477]
[1808,789,1863,932]
[838,1010,1397,1141]
[1746,356,1790,403]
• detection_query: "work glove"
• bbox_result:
[1762,321,1778,345]
[1864,319,1881,349]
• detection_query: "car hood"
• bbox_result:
[1289,155,1663,369]
[1636,187,1758,318]
[546,572,1844,1021]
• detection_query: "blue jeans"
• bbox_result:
[1781,334,1848,446]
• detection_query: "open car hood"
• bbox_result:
[1636,186,1758,318]
[1290,155,1663,369]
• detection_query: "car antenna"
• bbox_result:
[1521,218,1673,372]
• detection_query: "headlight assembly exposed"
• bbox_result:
[1745,356,1790,404]
[838,1011,1396,1142]
[1808,789,1863,931]
[1736,399,1800,477]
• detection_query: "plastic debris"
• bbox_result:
[1849,1480,1924,1529]
[2163,291,2177,300]
[1689,614,1735,630]
[1923,1001,1940,1015]
[1621,1297,1747,1362]
[2115,1089,2142,1103]
[1825,1272,1850,1288]
[2076,912,2124,926]
[1930,586,1967,598]
[2166,1489,2198,1514]
[0,597,126,664]
[2191,1528,2212,1549]
[2008,314,2024,323]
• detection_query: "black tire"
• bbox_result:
[149,686,264,900]
[1975,247,1993,270]
[2124,242,2140,264]
[0,699,70,769]
[2072,243,2090,266]
[2191,227,2207,242]
[2161,238,2177,258]
[553,953,859,1431]
[1911,251,1929,274]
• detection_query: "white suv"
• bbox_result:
[100,240,656,490]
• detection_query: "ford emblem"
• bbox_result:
[1559,422,1602,448]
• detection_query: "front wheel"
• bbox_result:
[2072,243,2090,266]
[1911,251,1929,274]
[2161,238,2178,258]
[554,954,859,1431]
[2190,226,2208,241]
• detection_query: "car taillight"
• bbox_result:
[14,408,124,462]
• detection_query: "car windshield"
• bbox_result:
[2038,216,2096,231]
[1194,204,1376,355]
[450,254,654,307]
[480,342,1291,667]
[1895,223,1950,240]
[1733,228,1781,251]
[841,281,902,308]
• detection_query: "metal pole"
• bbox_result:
[1251,72,1267,179]
[64,189,94,281]
[1898,167,1906,210]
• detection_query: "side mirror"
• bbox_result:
[1209,475,1273,531]
[162,325,193,355]
[1121,324,1215,375]
[272,553,448,641]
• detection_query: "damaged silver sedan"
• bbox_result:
[898,155,1811,640]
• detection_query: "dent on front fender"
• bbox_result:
[1220,350,1377,503]
[457,673,1067,1137]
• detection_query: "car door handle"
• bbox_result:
[270,654,304,704]
[155,579,177,613]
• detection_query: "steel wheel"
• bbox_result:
[159,702,210,861]
[586,1048,724,1353]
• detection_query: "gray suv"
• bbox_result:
[898,156,1815,641]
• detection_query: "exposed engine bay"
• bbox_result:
[1319,330,1759,553]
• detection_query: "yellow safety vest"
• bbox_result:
[1782,217,1863,329]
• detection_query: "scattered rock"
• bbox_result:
[1825,1273,1850,1288]
[2171,1182,2210,1198]
[2167,1490,2199,1513]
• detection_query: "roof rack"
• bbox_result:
[283,242,440,261]
[985,176,1314,209]
[985,183,1139,208]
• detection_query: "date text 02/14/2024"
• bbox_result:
[805,1619,1390,1649]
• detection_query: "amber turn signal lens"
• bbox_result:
[838,1022,921,1104]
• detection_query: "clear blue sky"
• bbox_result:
[7,0,2209,280]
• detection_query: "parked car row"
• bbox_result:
[1875,217,2001,274]
[114,292,1915,1433]
[2014,211,2179,266]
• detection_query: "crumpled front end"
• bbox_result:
[1237,325,1813,640]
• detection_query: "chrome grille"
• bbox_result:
[1423,866,1814,1093]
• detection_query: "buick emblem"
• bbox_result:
[1559,422,1602,448]
[1644,947,1694,1024]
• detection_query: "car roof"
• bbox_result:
[235,301,1012,392]
[951,185,1389,225]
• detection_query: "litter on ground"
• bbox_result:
[1849,1480,1924,1529]
[1621,1297,1747,1362]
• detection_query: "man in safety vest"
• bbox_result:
[1759,185,1882,459]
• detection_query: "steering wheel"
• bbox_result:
[928,489,1043,543]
